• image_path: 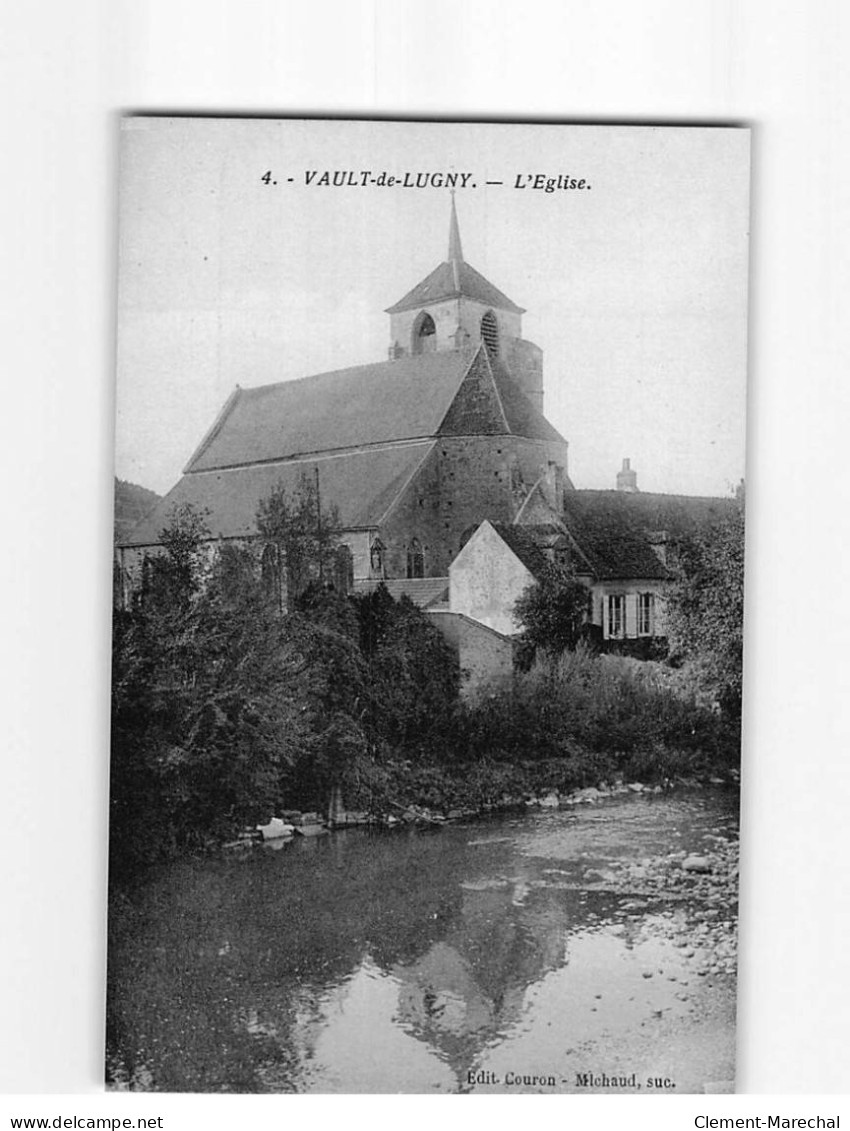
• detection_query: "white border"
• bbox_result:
[3,0,849,1115]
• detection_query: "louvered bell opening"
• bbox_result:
[481,311,499,359]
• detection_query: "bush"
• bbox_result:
[461,644,735,779]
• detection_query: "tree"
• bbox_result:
[255,471,341,607]
[110,506,316,878]
[353,585,461,753]
[139,502,211,614]
[514,562,592,669]
[666,490,745,718]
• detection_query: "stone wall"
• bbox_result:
[449,522,535,636]
[427,610,515,703]
[389,296,523,357]
[380,433,568,578]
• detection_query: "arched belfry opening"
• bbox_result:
[412,311,436,354]
[481,310,500,359]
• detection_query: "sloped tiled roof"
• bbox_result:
[489,357,566,444]
[489,523,550,578]
[186,345,564,474]
[352,577,449,608]
[560,490,737,581]
[570,489,737,540]
[121,443,435,546]
[385,259,524,315]
[561,492,669,580]
[188,350,477,473]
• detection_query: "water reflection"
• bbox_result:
[107,792,737,1093]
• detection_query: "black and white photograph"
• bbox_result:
[11,0,850,1118]
[106,118,750,1095]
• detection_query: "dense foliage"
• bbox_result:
[256,471,342,604]
[666,490,746,720]
[461,645,735,776]
[110,481,744,885]
[113,477,161,545]
[109,493,460,882]
[513,561,592,668]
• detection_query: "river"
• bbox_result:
[107,787,738,1094]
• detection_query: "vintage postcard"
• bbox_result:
[108,118,749,1094]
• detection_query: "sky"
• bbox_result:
[115,118,750,499]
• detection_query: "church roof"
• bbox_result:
[121,443,435,546]
[186,345,565,474]
[385,196,524,315]
[188,350,476,472]
[489,358,564,444]
[120,343,567,548]
[385,259,525,316]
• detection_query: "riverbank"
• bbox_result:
[331,753,740,832]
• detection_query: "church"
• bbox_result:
[118,198,732,691]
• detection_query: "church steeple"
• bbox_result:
[386,197,524,326]
[385,198,544,412]
[448,192,464,282]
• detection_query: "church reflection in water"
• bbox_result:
[107,800,735,1094]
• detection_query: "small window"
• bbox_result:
[637,592,654,636]
[608,594,625,639]
[406,538,425,579]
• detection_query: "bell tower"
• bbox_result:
[384,197,545,411]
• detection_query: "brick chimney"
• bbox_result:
[616,458,638,493]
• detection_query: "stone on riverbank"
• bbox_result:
[256,817,296,841]
[682,856,712,873]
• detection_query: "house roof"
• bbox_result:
[120,443,435,546]
[352,577,449,609]
[560,490,736,581]
[489,523,551,578]
[570,489,738,540]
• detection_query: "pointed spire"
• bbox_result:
[448,191,463,291]
[448,192,464,260]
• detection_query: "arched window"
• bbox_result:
[406,538,425,579]
[412,311,436,355]
[480,310,499,359]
